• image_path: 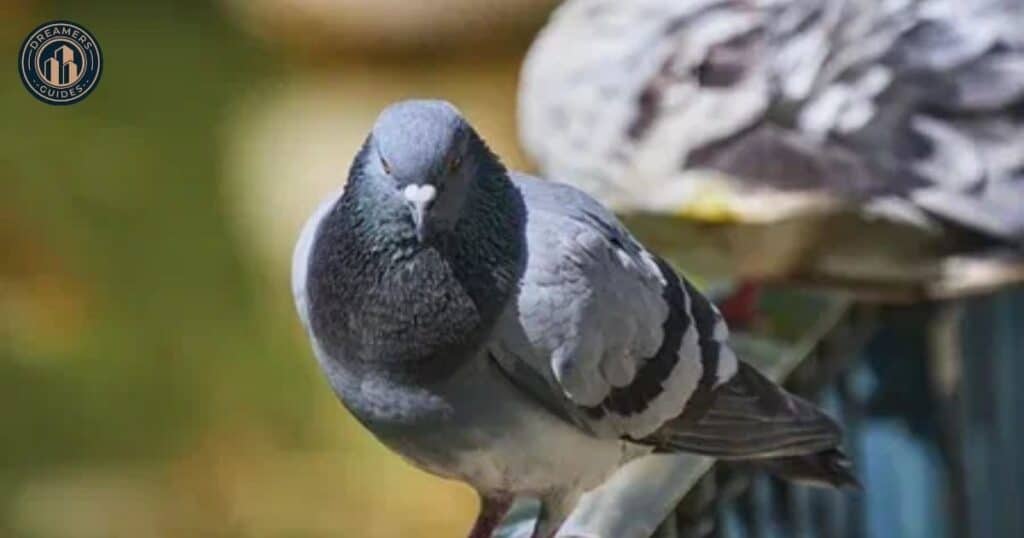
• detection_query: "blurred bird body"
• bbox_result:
[293,100,853,537]
[519,0,1024,295]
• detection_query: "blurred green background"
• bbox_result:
[1,0,556,535]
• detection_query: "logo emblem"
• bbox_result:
[19,20,102,105]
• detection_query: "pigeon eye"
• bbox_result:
[380,155,392,175]
[447,155,462,173]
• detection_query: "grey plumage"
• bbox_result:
[519,0,1024,290]
[294,100,853,538]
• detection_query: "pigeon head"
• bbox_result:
[307,100,525,378]
[366,99,502,244]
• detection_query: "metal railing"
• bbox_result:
[667,287,1024,538]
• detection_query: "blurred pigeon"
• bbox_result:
[293,100,855,538]
[519,0,1024,297]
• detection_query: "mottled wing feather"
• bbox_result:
[520,0,1024,242]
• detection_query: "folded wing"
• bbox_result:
[492,175,841,458]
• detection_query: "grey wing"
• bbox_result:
[492,174,841,457]
[292,190,342,331]
[520,0,1024,240]
[647,361,842,458]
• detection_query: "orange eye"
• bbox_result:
[448,156,462,173]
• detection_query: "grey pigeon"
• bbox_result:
[519,0,1024,295]
[293,100,855,538]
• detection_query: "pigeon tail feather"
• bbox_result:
[754,448,861,489]
[645,361,845,463]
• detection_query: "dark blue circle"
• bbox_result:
[18,20,103,106]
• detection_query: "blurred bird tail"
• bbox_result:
[754,448,861,489]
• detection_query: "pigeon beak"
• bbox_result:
[403,184,437,243]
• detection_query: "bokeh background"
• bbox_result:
[2,1,558,535]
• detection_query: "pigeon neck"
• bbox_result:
[306,159,524,383]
